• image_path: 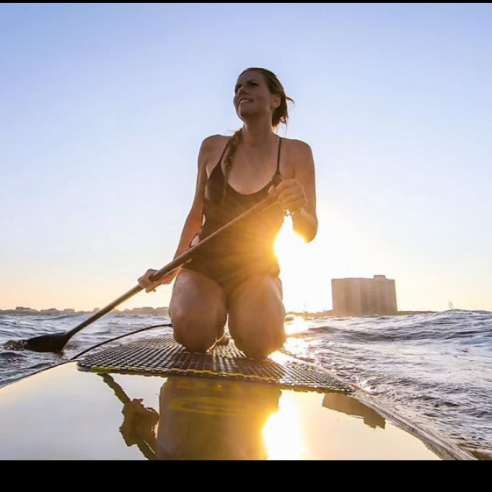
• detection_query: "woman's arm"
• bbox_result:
[271,141,318,242]
[171,136,214,258]
[291,142,318,242]
[138,136,218,291]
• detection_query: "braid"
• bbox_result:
[222,129,242,205]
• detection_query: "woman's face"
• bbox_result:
[233,71,280,122]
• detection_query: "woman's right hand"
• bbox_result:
[138,267,181,293]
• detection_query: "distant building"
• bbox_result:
[332,275,398,316]
[15,306,38,313]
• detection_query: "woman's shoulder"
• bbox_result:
[281,137,312,154]
[202,135,311,153]
[280,137,314,169]
[197,134,229,164]
[200,134,231,152]
[198,135,232,173]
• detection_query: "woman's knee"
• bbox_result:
[232,321,286,359]
[171,310,225,352]
[169,269,227,351]
[236,334,286,359]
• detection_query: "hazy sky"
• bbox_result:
[1,3,491,312]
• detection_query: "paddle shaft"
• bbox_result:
[65,195,278,339]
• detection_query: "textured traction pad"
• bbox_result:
[78,335,353,393]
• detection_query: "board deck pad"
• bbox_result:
[78,335,352,393]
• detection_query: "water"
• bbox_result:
[1,309,491,460]
[0,312,172,388]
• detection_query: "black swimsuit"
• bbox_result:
[182,137,285,296]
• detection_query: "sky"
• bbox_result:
[1,3,491,312]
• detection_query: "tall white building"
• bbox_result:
[332,275,398,316]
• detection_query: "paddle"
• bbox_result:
[11,193,279,353]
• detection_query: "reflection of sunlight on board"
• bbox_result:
[262,393,306,460]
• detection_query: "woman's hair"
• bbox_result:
[222,68,293,204]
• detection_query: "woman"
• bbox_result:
[138,68,317,359]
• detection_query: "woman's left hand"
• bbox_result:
[269,179,307,214]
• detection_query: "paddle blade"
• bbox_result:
[5,332,70,353]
